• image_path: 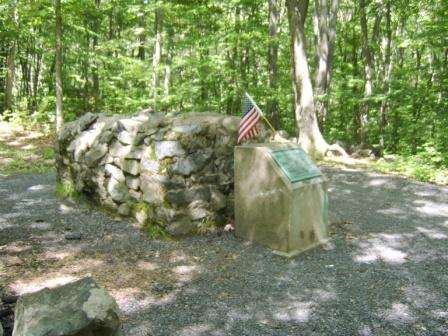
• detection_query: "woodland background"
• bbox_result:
[0,0,447,181]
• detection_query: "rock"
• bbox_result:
[121,159,140,176]
[134,208,148,225]
[126,176,140,190]
[210,188,226,210]
[186,186,211,203]
[118,203,131,216]
[172,149,212,176]
[126,147,143,159]
[97,129,115,144]
[165,189,187,206]
[128,189,142,201]
[172,158,196,176]
[109,141,129,158]
[12,277,122,336]
[165,217,196,236]
[221,116,239,133]
[65,232,82,240]
[141,158,159,174]
[107,178,128,202]
[110,142,143,160]
[140,174,165,204]
[172,123,202,135]
[85,143,108,167]
[118,118,142,133]
[105,164,125,183]
[139,113,164,130]
[155,141,185,159]
[69,126,106,162]
[117,130,134,145]
[188,201,210,220]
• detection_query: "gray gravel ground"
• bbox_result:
[1,168,448,336]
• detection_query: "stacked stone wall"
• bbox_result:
[56,110,268,235]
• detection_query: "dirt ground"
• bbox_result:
[1,123,448,335]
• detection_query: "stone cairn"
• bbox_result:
[57,110,269,236]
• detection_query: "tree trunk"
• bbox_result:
[55,0,63,133]
[313,0,338,128]
[4,2,18,116]
[411,49,421,155]
[92,0,101,113]
[286,0,329,156]
[137,0,146,60]
[163,27,173,104]
[4,42,16,115]
[379,1,392,155]
[267,0,280,129]
[152,3,163,112]
[359,0,373,146]
[32,51,42,115]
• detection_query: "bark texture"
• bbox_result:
[267,0,280,128]
[152,4,163,112]
[286,0,329,156]
[55,0,63,133]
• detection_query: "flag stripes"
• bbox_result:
[238,93,262,144]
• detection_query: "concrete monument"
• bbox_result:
[234,143,328,257]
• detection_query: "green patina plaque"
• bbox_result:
[270,148,322,183]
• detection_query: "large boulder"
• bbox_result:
[13,277,122,336]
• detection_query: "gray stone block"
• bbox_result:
[155,141,185,159]
[12,277,122,336]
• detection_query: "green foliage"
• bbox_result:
[146,224,169,240]
[55,179,79,199]
[374,152,448,185]
[1,0,447,184]
[197,218,217,235]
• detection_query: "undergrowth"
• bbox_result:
[0,141,55,176]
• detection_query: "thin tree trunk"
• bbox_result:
[152,3,163,112]
[411,49,421,155]
[313,0,338,128]
[163,27,173,104]
[4,42,16,115]
[267,0,280,129]
[359,0,373,146]
[286,0,329,156]
[4,2,18,115]
[137,0,146,60]
[55,0,63,133]
[32,51,42,115]
[92,0,101,113]
[379,1,392,155]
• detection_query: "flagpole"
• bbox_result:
[245,92,277,133]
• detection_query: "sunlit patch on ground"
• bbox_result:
[0,122,54,176]
[354,234,409,264]
[382,302,415,324]
[10,275,79,295]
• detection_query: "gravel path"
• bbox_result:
[1,169,448,335]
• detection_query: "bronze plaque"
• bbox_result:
[270,148,322,183]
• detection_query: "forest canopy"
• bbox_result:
[0,0,447,160]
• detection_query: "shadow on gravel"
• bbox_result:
[1,168,447,335]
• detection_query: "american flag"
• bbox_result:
[238,93,262,144]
